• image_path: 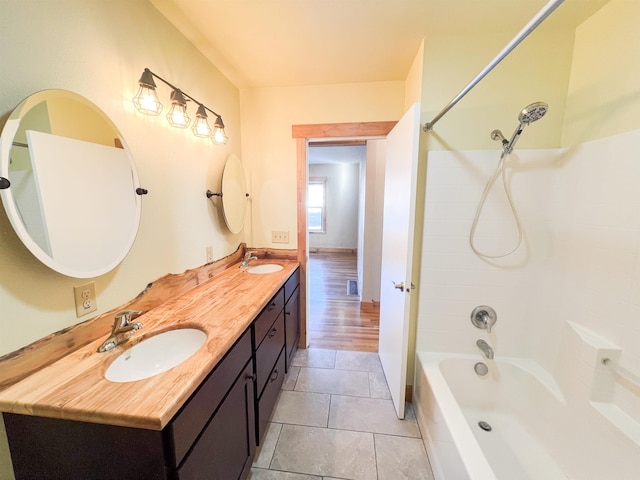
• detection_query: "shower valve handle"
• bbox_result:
[471,306,497,333]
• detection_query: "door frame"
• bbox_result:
[291,121,397,348]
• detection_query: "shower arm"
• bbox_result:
[423,0,564,132]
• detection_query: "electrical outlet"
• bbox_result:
[272,230,289,244]
[206,245,214,263]
[73,282,97,318]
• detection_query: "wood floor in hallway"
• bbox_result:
[307,251,380,352]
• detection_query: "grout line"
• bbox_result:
[373,432,379,480]
[267,422,284,470]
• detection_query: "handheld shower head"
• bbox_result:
[495,101,549,153]
[518,102,548,125]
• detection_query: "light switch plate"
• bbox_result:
[73,282,97,318]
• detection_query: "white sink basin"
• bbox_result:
[105,328,207,383]
[247,263,283,274]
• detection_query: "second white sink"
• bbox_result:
[105,328,207,383]
[247,264,283,274]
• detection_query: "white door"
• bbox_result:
[378,103,421,419]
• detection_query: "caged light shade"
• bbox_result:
[132,69,163,115]
[212,116,228,144]
[166,89,191,129]
[192,104,212,138]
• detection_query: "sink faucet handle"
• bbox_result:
[115,310,143,325]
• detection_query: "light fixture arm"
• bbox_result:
[142,68,223,120]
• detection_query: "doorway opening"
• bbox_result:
[292,121,397,353]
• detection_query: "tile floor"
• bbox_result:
[248,348,435,480]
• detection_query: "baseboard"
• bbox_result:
[309,247,356,254]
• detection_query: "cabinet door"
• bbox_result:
[284,285,300,371]
[177,361,256,480]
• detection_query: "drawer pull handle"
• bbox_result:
[267,302,276,311]
[245,373,257,382]
[268,328,277,338]
[270,369,279,382]
[285,311,291,316]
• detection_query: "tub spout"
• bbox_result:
[476,339,494,359]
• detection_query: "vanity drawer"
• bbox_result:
[255,312,285,396]
[257,348,285,442]
[284,267,300,303]
[167,328,252,467]
[254,289,284,348]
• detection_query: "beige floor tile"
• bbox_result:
[248,467,322,479]
[295,367,370,396]
[328,395,421,437]
[369,372,392,399]
[271,390,330,427]
[270,424,376,480]
[335,351,383,373]
[375,434,434,480]
[282,366,300,390]
[291,348,336,369]
[253,422,282,468]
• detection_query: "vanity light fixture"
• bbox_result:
[132,68,227,144]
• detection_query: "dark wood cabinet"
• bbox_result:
[177,361,255,480]
[284,267,300,371]
[3,268,301,480]
[253,289,286,443]
[4,329,254,480]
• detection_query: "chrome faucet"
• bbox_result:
[476,339,494,360]
[240,251,258,269]
[97,310,143,352]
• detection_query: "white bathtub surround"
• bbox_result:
[415,129,640,478]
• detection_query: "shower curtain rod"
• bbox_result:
[423,0,565,132]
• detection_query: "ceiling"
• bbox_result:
[150,0,609,89]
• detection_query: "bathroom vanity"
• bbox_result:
[0,260,300,480]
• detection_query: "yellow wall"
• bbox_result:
[0,0,243,356]
[422,30,575,151]
[239,82,406,248]
[562,0,640,145]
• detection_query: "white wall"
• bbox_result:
[360,139,386,303]
[308,162,360,250]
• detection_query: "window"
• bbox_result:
[308,178,326,233]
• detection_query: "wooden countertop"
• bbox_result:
[0,260,299,431]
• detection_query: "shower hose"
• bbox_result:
[469,150,523,258]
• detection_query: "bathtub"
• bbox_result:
[413,351,640,480]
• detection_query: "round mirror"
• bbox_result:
[0,90,142,278]
[220,153,247,234]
